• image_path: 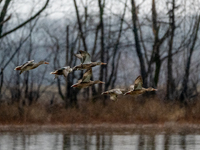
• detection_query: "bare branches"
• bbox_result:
[0,0,11,35]
[106,0,127,89]
[73,0,88,52]
[0,0,50,39]
[179,15,200,102]
[0,14,11,25]
[131,0,147,86]
[98,0,105,94]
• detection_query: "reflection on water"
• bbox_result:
[0,130,200,150]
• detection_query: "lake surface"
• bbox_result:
[0,125,200,150]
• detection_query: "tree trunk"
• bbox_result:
[73,0,88,52]
[0,68,3,100]
[166,0,175,100]
[179,15,200,102]
[131,0,147,86]
[106,0,127,90]
[0,0,11,36]
[65,25,70,108]
[98,0,105,95]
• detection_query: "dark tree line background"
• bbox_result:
[0,0,200,108]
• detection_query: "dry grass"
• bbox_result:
[0,96,200,125]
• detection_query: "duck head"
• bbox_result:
[94,80,105,84]
[97,62,107,65]
[38,61,49,64]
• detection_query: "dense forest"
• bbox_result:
[0,0,200,121]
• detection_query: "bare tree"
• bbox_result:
[179,15,200,102]
[73,0,88,52]
[166,0,176,100]
[130,0,147,86]
[106,0,127,89]
[0,0,50,38]
[0,36,29,100]
[0,0,50,100]
[98,0,106,96]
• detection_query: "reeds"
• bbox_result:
[0,96,199,125]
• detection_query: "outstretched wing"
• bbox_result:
[134,75,143,90]
[74,50,91,64]
[62,66,73,77]
[102,89,123,95]
[81,68,92,82]
[114,89,123,95]
[79,50,91,64]
[129,84,135,90]
[63,69,69,78]
[21,60,34,69]
[74,53,83,62]
[110,94,118,101]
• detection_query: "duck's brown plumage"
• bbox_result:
[73,62,106,71]
[102,88,126,101]
[50,66,73,79]
[71,68,104,88]
[74,50,91,64]
[74,50,106,71]
[14,60,49,74]
[124,75,157,95]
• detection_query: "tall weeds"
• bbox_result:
[0,96,199,124]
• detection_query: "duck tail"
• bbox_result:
[14,66,21,70]
[50,71,56,74]
[101,91,107,95]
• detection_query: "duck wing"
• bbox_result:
[110,94,118,101]
[80,50,91,64]
[81,68,92,82]
[62,66,73,77]
[74,53,83,61]
[74,50,91,64]
[102,89,123,95]
[21,60,34,69]
[114,89,123,95]
[82,53,91,64]
[129,84,135,90]
[77,79,82,83]
[133,75,143,90]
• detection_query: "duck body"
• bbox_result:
[124,76,157,95]
[71,68,104,88]
[74,50,106,66]
[72,80,105,89]
[125,88,157,95]
[102,88,125,101]
[73,62,107,71]
[50,66,73,79]
[74,50,91,64]
[14,60,49,74]
[125,88,147,95]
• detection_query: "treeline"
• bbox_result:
[0,0,200,108]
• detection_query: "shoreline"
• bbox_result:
[1,123,200,133]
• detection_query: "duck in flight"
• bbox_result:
[73,50,106,70]
[124,75,157,95]
[102,88,126,101]
[50,66,73,79]
[14,60,49,74]
[71,68,104,88]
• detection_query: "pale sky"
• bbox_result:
[7,0,200,27]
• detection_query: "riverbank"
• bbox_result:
[0,97,200,125]
[1,123,200,134]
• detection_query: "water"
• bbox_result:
[0,128,200,150]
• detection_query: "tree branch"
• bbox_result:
[0,0,50,39]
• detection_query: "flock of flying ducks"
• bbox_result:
[14,50,157,101]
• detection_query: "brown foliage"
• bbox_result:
[0,96,200,125]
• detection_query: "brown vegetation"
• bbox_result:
[0,95,200,125]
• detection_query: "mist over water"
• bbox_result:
[0,129,200,150]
